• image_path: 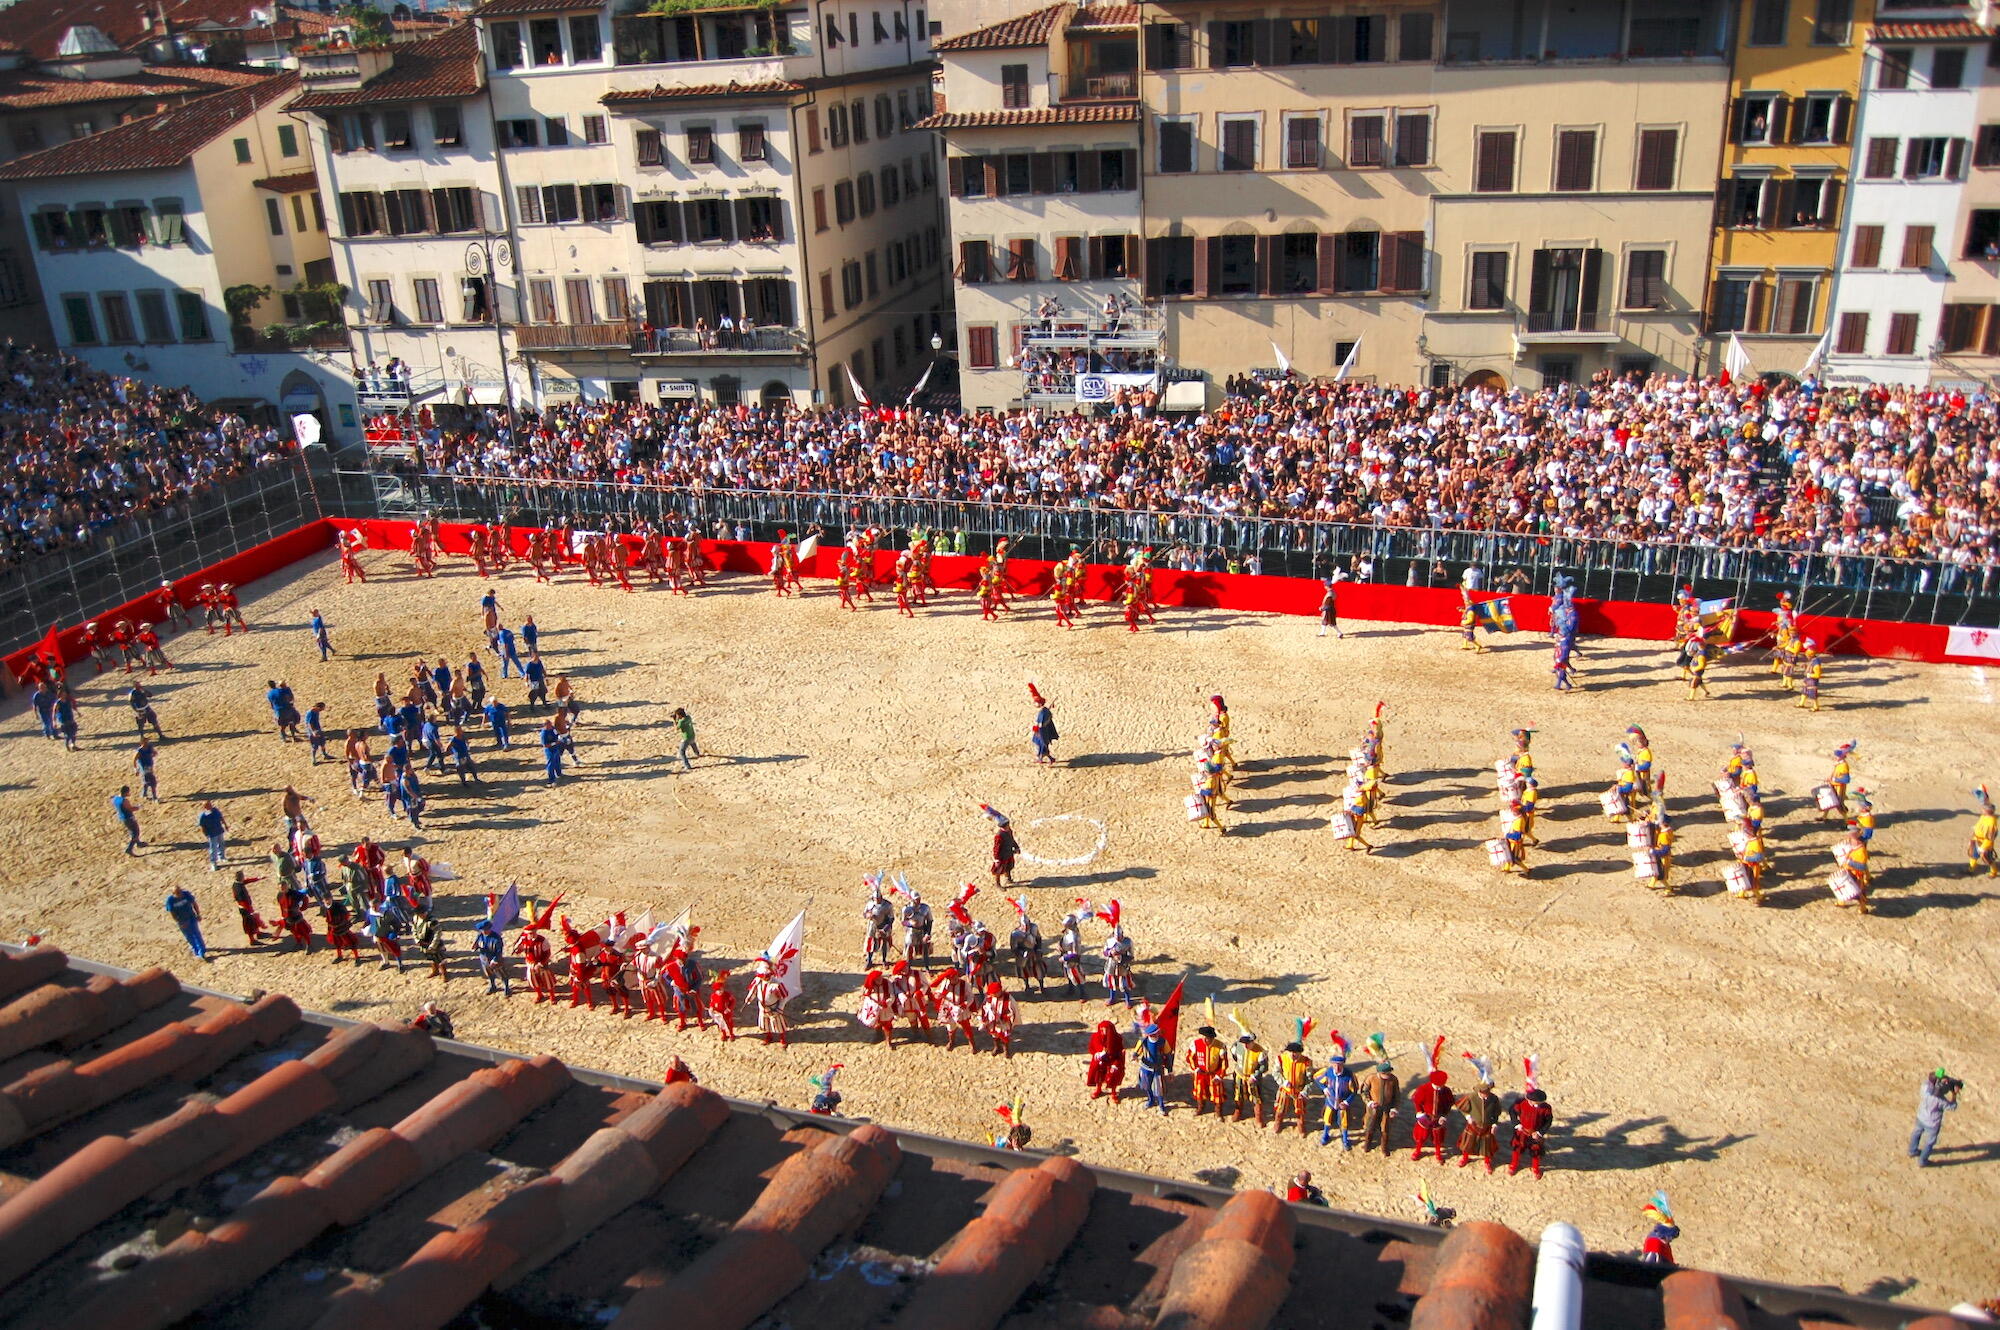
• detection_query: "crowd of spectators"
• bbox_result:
[401,368,2000,579]
[0,343,293,573]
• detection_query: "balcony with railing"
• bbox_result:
[231,324,352,353]
[1020,304,1166,351]
[1062,70,1137,101]
[1062,33,1138,102]
[633,325,806,355]
[516,322,641,351]
[1520,309,1615,341]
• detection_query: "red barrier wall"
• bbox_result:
[8,515,1971,680]
[6,520,338,680]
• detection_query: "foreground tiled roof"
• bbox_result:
[1068,4,1140,29]
[600,78,805,105]
[1871,19,1991,40]
[914,104,1138,129]
[252,169,318,192]
[288,23,480,111]
[933,2,1067,51]
[0,73,295,181]
[0,947,1951,1330]
[475,0,604,16]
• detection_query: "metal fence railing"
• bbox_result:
[0,457,326,659]
[328,471,2000,629]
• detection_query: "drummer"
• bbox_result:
[1733,816,1768,905]
[1832,829,1871,914]
[1820,742,1857,822]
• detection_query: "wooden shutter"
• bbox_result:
[1208,21,1227,68]
[1144,238,1164,296]
[1318,234,1338,293]
[1197,236,1215,296]
[1528,249,1552,317]
[946,157,964,196]
[1477,130,1513,192]
[1252,17,1275,66]
[1055,235,1080,281]
[1746,279,1769,333]
[1902,224,1934,269]
[1078,150,1101,192]
[1580,248,1604,327]
[1831,94,1852,144]
[1865,137,1897,177]
[1637,128,1676,190]
[1818,177,1842,228]
[1258,234,1278,294]
[1393,232,1425,292]
[1948,137,1968,180]
[1758,178,1779,229]
[1836,311,1868,354]
[1395,112,1428,167]
[983,157,1001,196]
[1851,224,1882,268]
[1030,153,1055,195]
[1771,95,1793,144]
[1087,235,1105,280]
[1556,129,1594,191]
[1726,98,1743,145]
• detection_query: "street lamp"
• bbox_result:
[930,333,943,352]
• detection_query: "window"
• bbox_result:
[1468,250,1509,308]
[1979,124,2000,167]
[541,184,581,224]
[1709,275,1755,332]
[1749,0,1788,45]
[312,194,325,231]
[958,239,991,283]
[433,105,464,148]
[1835,310,1868,353]
[739,123,766,161]
[136,290,173,342]
[1211,19,1256,67]
[636,128,663,166]
[635,199,680,245]
[1623,249,1668,308]
[1845,223,1881,270]
[333,112,374,153]
[1006,237,1036,282]
[1727,175,1771,228]
[1220,117,1258,171]
[1399,11,1433,61]
[1380,231,1424,292]
[1901,224,1935,269]
[1285,115,1321,169]
[1334,14,1383,61]
[1145,235,1196,296]
[828,104,848,147]
[604,276,630,322]
[1864,137,1899,178]
[1278,233,1318,291]
[570,14,602,62]
[1335,230,1380,292]
[497,119,538,149]
[1159,118,1195,173]
[1795,93,1846,145]
[531,18,563,63]
[1554,128,1596,191]
[805,108,821,153]
[383,108,413,150]
[366,279,396,323]
[1394,111,1431,167]
[175,291,209,340]
[965,324,998,369]
[1783,175,1838,227]
[491,20,522,68]
[1941,303,1984,353]
[834,180,855,224]
[882,165,900,207]
[277,124,298,157]
[858,173,876,216]
[689,196,729,241]
[583,115,608,145]
[1770,275,1817,334]
[1635,128,1678,190]
[431,187,478,234]
[291,195,307,231]
[812,187,828,232]
[1810,0,1851,45]
[233,137,251,164]
[529,279,558,323]
[1347,113,1385,167]
[1208,234,1256,295]
[62,294,98,344]
[818,271,835,320]
[565,276,595,325]
[99,293,135,343]
[851,98,868,142]
[1528,246,1603,332]
[841,260,862,308]
[338,191,382,236]
[1904,137,1950,178]
[1052,234,1083,281]
[1878,48,1912,89]
[581,182,621,223]
[1475,129,1515,192]
[1001,63,1029,108]
[688,125,714,164]
[384,188,431,235]
[1098,147,1131,190]
[9,124,40,154]
[1147,21,1192,69]
[413,278,444,324]
[1933,47,1967,89]
[1885,311,1920,355]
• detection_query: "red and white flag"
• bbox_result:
[762,907,808,1005]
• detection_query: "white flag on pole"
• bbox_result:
[844,363,872,406]
[904,358,935,405]
[1269,339,1292,377]
[1799,327,1832,376]
[1724,332,1752,379]
[1334,336,1363,381]
[761,907,808,1005]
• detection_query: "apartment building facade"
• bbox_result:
[1824,7,1995,383]
[292,0,951,413]
[1946,11,2000,377]
[932,0,1735,410]
[0,72,354,431]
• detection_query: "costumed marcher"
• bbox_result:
[1407,1038,1456,1163]
[1640,1192,1678,1265]
[1185,1019,1226,1115]
[1136,1021,1172,1115]
[807,1064,843,1115]
[1455,1053,1501,1171]
[1086,1019,1125,1101]
[1228,1017,1270,1125]
[1970,786,1998,877]
[1029,683,1059,765]
[1273,1022,1316,1136]
[1316,1032,1359,1148]
[1508,1056,1553,1178]
[982,804,1021,889]
[1361,1052,1401,1154]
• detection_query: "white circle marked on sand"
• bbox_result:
[1019,813,1108,867]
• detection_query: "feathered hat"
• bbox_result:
[980,803,1010,827]
[1522,1053,1541,1093]
[1462,1051,1495,1088]
[1328,1029,1350,1063]
[1364,1032,1389,1064]
[1028,682,1047,707]
[1642,1190,1673,1226]
[1424,1036,1446,1076]
[808,1063,843,1095]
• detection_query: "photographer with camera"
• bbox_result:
[1909,1068,1962,1167]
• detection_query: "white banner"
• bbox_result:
[1946,625,2000,661]
[761,907,807,1005]
[1075,372,1156,402]
[290,412,322,446]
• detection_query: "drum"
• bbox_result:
[1329,810,1357,839]
[1728,829,1749,856]
[1719,790,1748,820]
[1184,794,1205,821]
[1829,869,1863,903]
[1723,862,1753,896]
[1600,788,1628,818]
[1815,784,1842,812]
[1713,777,1736,798]
[1625,823,1654,849]
[1632,850,1659,880]
[1486,839,1514,868]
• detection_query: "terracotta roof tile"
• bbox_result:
[912,103,1138,129]
[0,73,295,181]
[1068,3,1140,28]
[0,950,1955,1330]
[600,77,806,105]
[474,0,603,16]
[288,23,481,111]
[252,169,317,192]
[1872,19,1992,40]
[933,2,1068,51]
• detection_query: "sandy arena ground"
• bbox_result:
[2,548,1996,1306]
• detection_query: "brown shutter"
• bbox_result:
[1818,177,1842,228]
[1389,231,1425,292]
[1747,279,1769,333]
[1377,232,1401,292]
[1030,153,1055,195]
[1903,225,1934,269]
[1580,248,1603,328]
[1726,98,1743,144]
[1831,94,1852,145]
[1078,150,1101,192]
[1851,224,1882,268]
[1258,234,1278,294]
[1318,233,1338,293]
[947,156,964,196]
[983,157,1000,196]
[1772,94,1794,144]
[1086,235,1105,280]
[1197,236,1215,296]
[1758,178,1779,229]
[1207,21,1227,68]
[1948,137,1968,180]
[1144,238,1163,297]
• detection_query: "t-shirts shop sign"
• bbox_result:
[1946,625,2000,660]
[1075,372,1157,403]
[657,380,698,400]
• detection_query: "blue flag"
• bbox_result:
[490,882,521,931]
